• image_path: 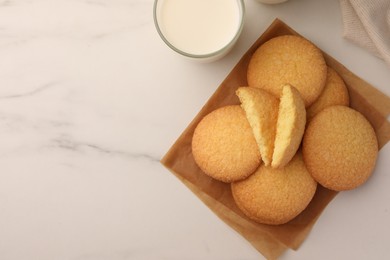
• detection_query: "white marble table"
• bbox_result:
[0,0,389,259]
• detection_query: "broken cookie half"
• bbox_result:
[272,84,306,168]
[236,87,279,166]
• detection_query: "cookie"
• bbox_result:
[236,86,279,166]
[307,67,350,121]
[231,153,317,225]
[192,105,261,183]
[302,106,378,191]
[247,35,327,107]
[272,85,306,168]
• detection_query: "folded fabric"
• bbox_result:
[340,0,390,66]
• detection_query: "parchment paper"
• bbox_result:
[161,19,390,260]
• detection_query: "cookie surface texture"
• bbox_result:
[307,67,350,121]
[247,35,327,107]
[236,87,279,166]
[272,85,306,168]
[231,153,317,225]
[302,106,378,191]
[192,105,261,183]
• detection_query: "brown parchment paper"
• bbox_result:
[161,19,390,260]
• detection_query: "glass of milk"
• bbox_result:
[153,0,245,62]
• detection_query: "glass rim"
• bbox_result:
[153,0,245,59]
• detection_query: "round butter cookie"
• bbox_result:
[231,153,317,225]
[192,105,261,183]
[307,67,350,121]
[302,106,378,191]
[247,35,327,107]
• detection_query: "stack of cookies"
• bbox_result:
[192,35,378,225]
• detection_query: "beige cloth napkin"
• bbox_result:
[340,0,390,65]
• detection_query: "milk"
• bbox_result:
[156,0,242,56]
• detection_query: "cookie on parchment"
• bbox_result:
[272,85,306,168]
[236,86,279,166]
[247,35,327,107]
[307,67,350,121]
[192,105,261,183]
[302,105,378,191]
[231,153,317,225]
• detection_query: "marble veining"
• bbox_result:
[0,81,59,99]
[49,135,160,163]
